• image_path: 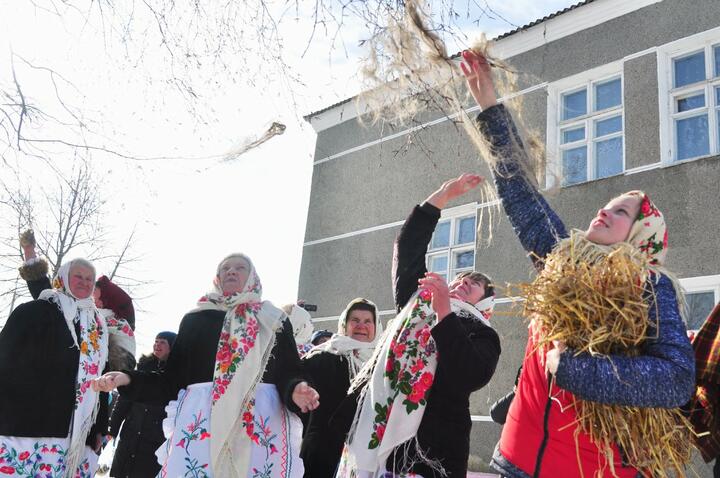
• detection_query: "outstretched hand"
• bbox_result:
[426,173,483,209]
[418,272,452,322]
[92,371,131,392]
[292,381,320,413]
[460,50,498,110]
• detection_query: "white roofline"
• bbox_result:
[306,0,663,133]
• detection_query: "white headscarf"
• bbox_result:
[306,298,383,378]
[39,259,108,478]
[193,253,285,477]
[288,304,314,345]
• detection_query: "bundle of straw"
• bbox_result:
[518,231,692,478]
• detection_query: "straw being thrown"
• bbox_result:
[517,232,692,477]
[221,121,286,163]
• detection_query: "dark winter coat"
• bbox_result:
[0,298,109,446]
[386,202,501,478]
[301,352,352,478]
[109,355,168,478]
[119,310,305,414]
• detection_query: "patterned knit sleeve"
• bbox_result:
[475,104,567,264]
[554,274,695,407]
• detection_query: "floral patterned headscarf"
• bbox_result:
[39,259,108,477]
[194,253,285,477]
[622,191,668,266]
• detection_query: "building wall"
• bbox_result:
[300,0,720,473]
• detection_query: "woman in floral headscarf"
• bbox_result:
[93,253,318,477]
[338,175,501,478]
[461,50,694,478]
[0,258,110,478]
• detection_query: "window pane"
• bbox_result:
[455,215,476,245]
[715,45,720,77]
[562,146,587,185]
[674,51,706,88]
[595,137,623,179]
[430,220,450,249]
[594,78,621,111]
[716,86,720,105]
[562,89,587,120]
[685,291,716,330]
[595,116,622,137]
[677,93,705,112]
[562,126,585,144]
[428,255,448,275]
[676,114,709,160]
[453,250,474,270]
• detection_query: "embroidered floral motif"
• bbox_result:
[105,316,134,337]
[0,441,67,477]
[369,291,437,450]
[174,411,210,477]
[74,458,92,478]
[242,399,280,478]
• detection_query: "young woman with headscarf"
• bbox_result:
[93,253,319,477]
[337,176,501,478]
[461,49,694,477]
[0,258,111,477]
[301,297,383,478]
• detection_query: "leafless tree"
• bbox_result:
[0,159,144,319]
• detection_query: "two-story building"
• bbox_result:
[300,0,720,472]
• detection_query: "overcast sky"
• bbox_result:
[0,0,575,351]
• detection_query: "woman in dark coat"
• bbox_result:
[94,253,319,477]
[338,176,501,478]
[108,331,176,478]
[18,231,136,372]
[0,258,110,477]
[301,298,383,478]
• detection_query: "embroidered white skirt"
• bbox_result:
[0,436,98,478]
[157,382,304,478]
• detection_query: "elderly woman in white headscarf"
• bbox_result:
[0,258,110,477]
[301,298,383,478]
[93,253,318,477]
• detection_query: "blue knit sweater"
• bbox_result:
[476,104,695,408]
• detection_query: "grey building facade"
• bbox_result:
[300,0,720,473]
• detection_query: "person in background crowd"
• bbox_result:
[311,329,333,346]
[108,331,177,478]
[301,298,383,478]
[283,303,315,357]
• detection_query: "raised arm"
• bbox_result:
[392,174,482,311]
[553,274,695,407]
[462,51,567,264]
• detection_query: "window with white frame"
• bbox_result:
[680,275,720,331]
[426,206,476,282]
[558,76,624,186]
[668,44,720,162]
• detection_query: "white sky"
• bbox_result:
[0,0,574,352]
